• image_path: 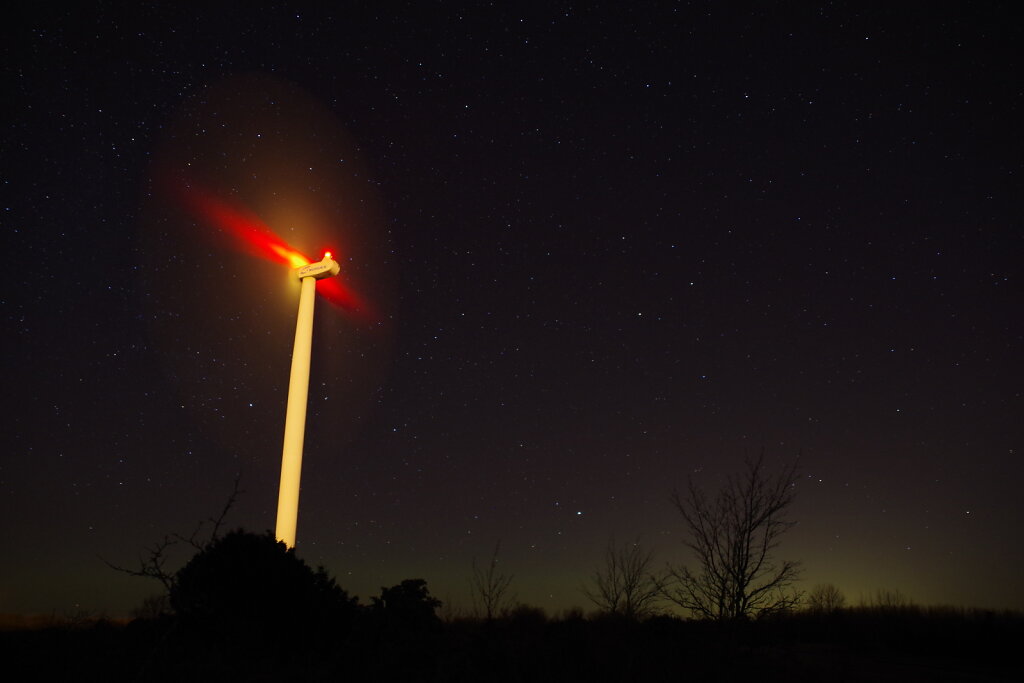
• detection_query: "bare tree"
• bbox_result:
[104,475,243,596]
[807,583,846,613]
[662,454,802,620]
[582,537,662,620]
[862,587,912,611]
[105,533,181,593]
[470,540,515,620]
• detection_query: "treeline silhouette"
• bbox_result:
[2,529,1022,682]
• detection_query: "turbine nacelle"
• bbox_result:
[296,253,341,280]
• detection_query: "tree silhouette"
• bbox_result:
[105,475,243,598]
[371,578,442,628]
[470,541,515,620]
[662,454,802,620]
[807,583,846,613]
[864,587,913,611]
[582,537,661,620]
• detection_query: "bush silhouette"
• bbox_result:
[170,529,356,652]
[371,578,442,629]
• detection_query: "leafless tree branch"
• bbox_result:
[661,453,802,620]
[103,475,244,598]
[470,540,515,620]
[582,537,662,620]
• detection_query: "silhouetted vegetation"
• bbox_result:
[170,530,358,661]
[806,582,846,614]
[103,475,245,595]
[470,541,516,620]
[7,473,1021,681]
[6,591,1023,682]
[582,536,662,620]
[662,454,803,620]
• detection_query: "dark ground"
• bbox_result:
[3,607,1021,682]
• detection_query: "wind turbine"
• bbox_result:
[168,181,364,548]
[275,253,341,548]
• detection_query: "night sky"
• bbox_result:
[3,3,1022,618]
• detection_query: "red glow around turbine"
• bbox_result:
[163,178,369,316]
[315,277,362,311]
[169,180,310,268]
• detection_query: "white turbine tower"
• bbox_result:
[275,252,341,548]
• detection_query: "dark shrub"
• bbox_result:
[170,529,356,657]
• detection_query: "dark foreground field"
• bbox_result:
[3,607,1021,683]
